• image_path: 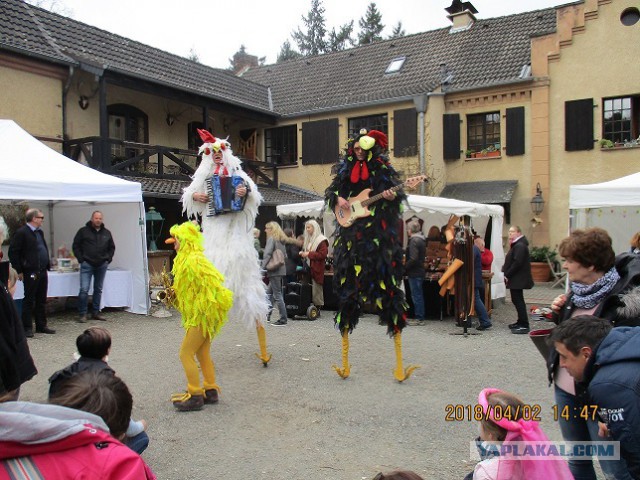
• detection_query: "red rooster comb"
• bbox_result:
[197,129,216,144]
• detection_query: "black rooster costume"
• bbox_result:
[325,129,418,381]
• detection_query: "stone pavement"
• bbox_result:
[19,280,607,480]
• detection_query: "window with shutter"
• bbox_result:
[603,96,640,143]
[265,125,298,166]
[506,107,525,156]
[466,112,500,155]
[565,99,594,151]
[443,113,460,160]
[347,114,388,138]
[393,108,417,157]
[301,119,339,165]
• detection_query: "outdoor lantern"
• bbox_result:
[145,207,164,251]
[530,183,545,216]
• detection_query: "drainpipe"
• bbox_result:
[61,66,74,155]
[413,94,429,195]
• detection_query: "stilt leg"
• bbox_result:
[332,329,351,379]
[393,332,419,382]
[255,323,272,366]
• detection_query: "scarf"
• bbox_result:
[571,266,620,309]
[350,160,369,183]
[213,163,229,176]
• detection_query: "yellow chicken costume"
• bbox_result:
[166,222,233,412]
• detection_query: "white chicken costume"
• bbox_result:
[181,130,271,365]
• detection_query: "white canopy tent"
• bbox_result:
[570,172,640,254]
[277,194,506,299]
[0,119,149,314]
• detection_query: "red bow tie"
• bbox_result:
[350,160,369,183]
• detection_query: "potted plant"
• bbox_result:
[465,149,475,158]
[529,245,557,282]
[599,139,614,149]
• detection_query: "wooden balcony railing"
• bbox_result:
[64,137,278,187]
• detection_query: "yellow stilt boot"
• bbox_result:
[255,323,272,366]
[332,329,351,379]
[393,332,419,382]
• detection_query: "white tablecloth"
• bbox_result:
[14,269,133,310]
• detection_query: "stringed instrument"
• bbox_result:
[334,175,427,228]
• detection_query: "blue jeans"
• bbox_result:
[78,261,108,315]
[555,386,631,480]
[474,288,491,327]
[407,277,425,320]
[267,275,287,322]
[125,431,149,455]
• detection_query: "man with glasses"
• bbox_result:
[9,208,55,336]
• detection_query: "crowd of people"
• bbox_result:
[2,124,640,478]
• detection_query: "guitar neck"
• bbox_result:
[361,183,404,207]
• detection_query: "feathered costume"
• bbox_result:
[325,129,418,381]
[166,222,233,411]
[181,130,271,365]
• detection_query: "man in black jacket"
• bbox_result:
[9,208,54,336]
[502,225,534,334]
[552,316,640,479]
[72,211,115,322]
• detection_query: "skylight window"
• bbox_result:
[385,56,406,74]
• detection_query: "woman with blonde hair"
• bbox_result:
[261,221,289,326]
[300,220,328,312]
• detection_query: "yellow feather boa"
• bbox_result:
[169,222,233,339]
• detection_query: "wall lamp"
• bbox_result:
[530,183,545,215]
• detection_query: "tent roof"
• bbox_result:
[277,195,504,219]
[569,172,640,209]
[0,120,142,203]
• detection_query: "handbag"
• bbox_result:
[266,247,285,272]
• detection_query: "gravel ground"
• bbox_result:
[19,301,583,480]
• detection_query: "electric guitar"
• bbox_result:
[334,175,427,228]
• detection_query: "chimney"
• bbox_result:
[232,46,259,76]
[445,0,478,32]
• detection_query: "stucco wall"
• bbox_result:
[546,0,640,249]
[0,64,63,148]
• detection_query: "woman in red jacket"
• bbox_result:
[300,220,329,312]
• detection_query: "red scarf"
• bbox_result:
[350,160,369,183]
[214,163,229,176]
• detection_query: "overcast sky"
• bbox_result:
[45,0,562,69]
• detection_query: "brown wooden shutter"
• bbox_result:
[443,113,460,160]
[565,99,594,151]
[506,106,525,156]
[302,119,339,165]
[393,108,417,157]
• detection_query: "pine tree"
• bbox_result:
[357,2,384,45]
[188,47,200,63]
[291,0,327,56]
[327,21,354,52]
[389,21,406,38]
[277,40,303,63]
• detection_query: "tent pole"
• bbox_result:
[48,201,55,259]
